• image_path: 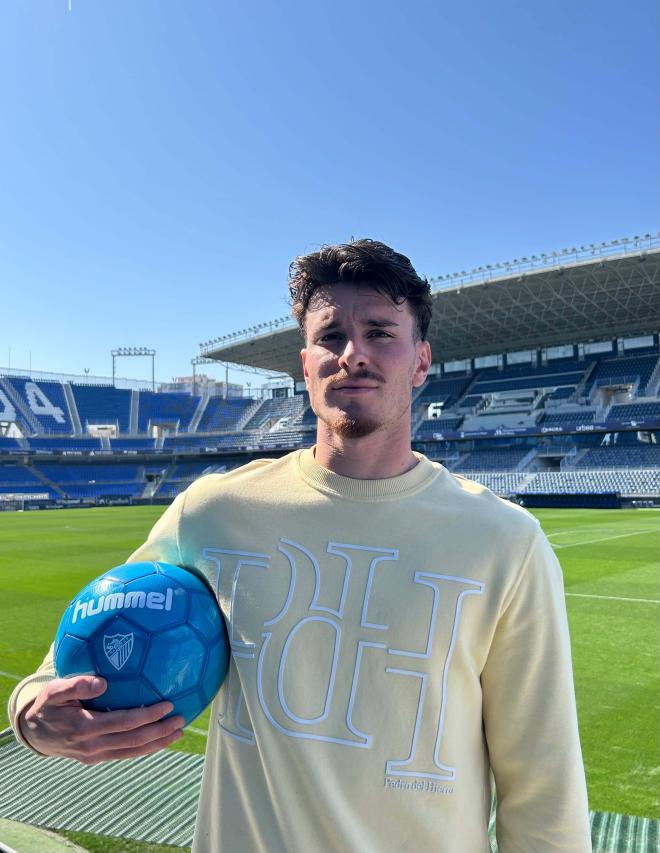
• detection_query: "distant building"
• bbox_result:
[159,375,244,397]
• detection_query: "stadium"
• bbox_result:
[1,236,659,509]
[1,234,659,853]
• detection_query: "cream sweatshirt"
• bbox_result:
[9,449,591,852]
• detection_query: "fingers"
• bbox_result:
[36,677,175,735]
[40,675,107,708]
[87,701,176,736]
[78,726,184,765]
[76,714,186,764]
[22,678,185,762]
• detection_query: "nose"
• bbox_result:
[337,336,369,372]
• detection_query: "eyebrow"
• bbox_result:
[316,317,400,331]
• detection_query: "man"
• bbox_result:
[10,239,592,852]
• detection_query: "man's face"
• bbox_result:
[300,284,431,439]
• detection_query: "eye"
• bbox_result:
[318,332,343,343]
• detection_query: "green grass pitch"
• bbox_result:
[1,505,658,820]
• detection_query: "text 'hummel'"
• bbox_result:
[71,588,174,623]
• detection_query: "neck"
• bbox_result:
[314,420,418,479]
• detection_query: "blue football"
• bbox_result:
[54,561,229,725]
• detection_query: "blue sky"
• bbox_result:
[1,0,657,388]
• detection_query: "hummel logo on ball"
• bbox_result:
[71,587,174,623]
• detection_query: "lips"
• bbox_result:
[331,384,379,392]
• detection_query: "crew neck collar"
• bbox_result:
[296,447,440,501]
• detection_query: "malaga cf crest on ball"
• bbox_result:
[54,561,230,725]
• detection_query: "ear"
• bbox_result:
[412,341,432,388]
[300,348,309,387]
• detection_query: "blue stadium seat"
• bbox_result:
[608,401,660,421]
[242,396,307,431]
[72,385,132,433]
[27,437,103,452]
[4,378,73,434]
[196,398,255,432]
[587,353,660,395]
[415,416,464,438]
[541,410,595,427]
[137,391,201,433]
[575,446,660,469]
[454,448,532,472]
[110,437,157,451]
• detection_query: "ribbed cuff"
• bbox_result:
[8,675,55,755]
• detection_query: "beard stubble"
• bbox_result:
[323,411,381,439]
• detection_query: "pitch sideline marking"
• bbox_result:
[0,670,22,681]
[551,530,653,549]
[547,526,650,539]
[565,592,660,605]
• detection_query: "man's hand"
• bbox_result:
[19,675,185,764]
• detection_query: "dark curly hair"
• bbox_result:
[289,239,433,341]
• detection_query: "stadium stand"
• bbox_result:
[416,415,464,438]
[522,470,660,496]
[72,384,132,433]
[196,397,255,432]
[1,245,658,510]
[456,472,527,494]
[586,353,660,396]
[300,404,318,426]
[137,391,201,434]
[34,463,142,482]
[0,463,58,499]
[469,369,587,395]
[61,482,144,499]
[242,395,307,430]
[22,462,145,501]
[168,461,217,479]
[541,410,596,426]
[574,446,660,469]
[1,377,73,434]
[0,465,43,486]
[608,401,660,420]
[110,437,157,451]
[453,448,533,472]
[27,437,103,452]
[157,482,186,498]
[162,433,255,452]
[416,374,474,408]
[253,429,307,450]
[459,394,485,410]
[1,353,657,508]
[547,386,575,400]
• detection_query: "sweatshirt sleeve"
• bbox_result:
[7,644,57,751]
[481,526,592,853]
[7,490,187,751]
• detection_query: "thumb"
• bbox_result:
[47,675,107,705]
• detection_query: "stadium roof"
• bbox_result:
[200,240,660,382]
